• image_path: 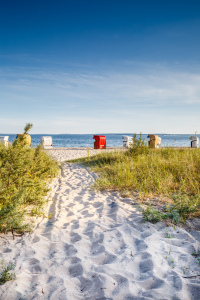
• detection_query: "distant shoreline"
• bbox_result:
[44,146,124,150]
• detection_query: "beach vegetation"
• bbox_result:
[70,134,200,223]
[192,252,200,265]
[0,124,59,233]
[181,266,190,274]
[192,251,200,257]
[0,260,15,284]
[165,229,172,238]
[165,248,175,269]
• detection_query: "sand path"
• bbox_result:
[0,161,200,299]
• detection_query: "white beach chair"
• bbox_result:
[189,136,199,148]
[0,136,9,147]
[122,136,133,148]
[41,136,53,149]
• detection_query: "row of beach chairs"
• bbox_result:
[0,135,199,149]
[0,136,53,149]
[122,135,199,148]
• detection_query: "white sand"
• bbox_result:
[45,147,124,162]
[0,149,200,299]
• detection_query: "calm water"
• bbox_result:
[0,133,197,148]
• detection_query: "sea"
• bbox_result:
[0,134,197,148]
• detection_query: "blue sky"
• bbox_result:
[0,0,200,133]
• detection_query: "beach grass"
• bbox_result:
[69,135,200,222]
[0,124,59,234]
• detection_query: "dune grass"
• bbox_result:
[70,135,200,223]
[0,124,59,233]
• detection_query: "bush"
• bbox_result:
[0,124,58,233]
[0,260,15,284]
[127,133,149,157]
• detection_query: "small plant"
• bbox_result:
[168,248,171,256]
[192,251,200,257]
[0,260,15,284]
[165,229,172,238]
[165,249,175,269]
[30,207,45,217]
[181,266,189,274]
[191,252,200,265]
[127,133,149,157]
[165,208,180,225]
[141,205,164,223]
[141,204,180,225]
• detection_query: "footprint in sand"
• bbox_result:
[91,243,105,255]
[3,247,12,253]
[135,238,148,251]
[81,209,94,217]
[70,256,81,264]
[62,222,70,229]
[33,235,40,243]
[112,274,129,295]
[69,263,83,277]
[93,201,103,208]
[71,221,79,230]
[139,258,154,273]
[64,243,77,256]
[92,252,117,265]
[167,270,182,290]
[67,211,74,217]
[139,276,165,290]
[80,275,106,299]
[70,232,82,243]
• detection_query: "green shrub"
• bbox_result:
[0,124,58,233]
[0,260,15,284]
[127,133,149,157]
[141,205,165,223]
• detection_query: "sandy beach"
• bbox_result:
[44,147,124,162]
[0,148,200,300]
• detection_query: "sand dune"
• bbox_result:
[0,150,200,299]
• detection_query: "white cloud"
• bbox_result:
[0,65,200,133]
